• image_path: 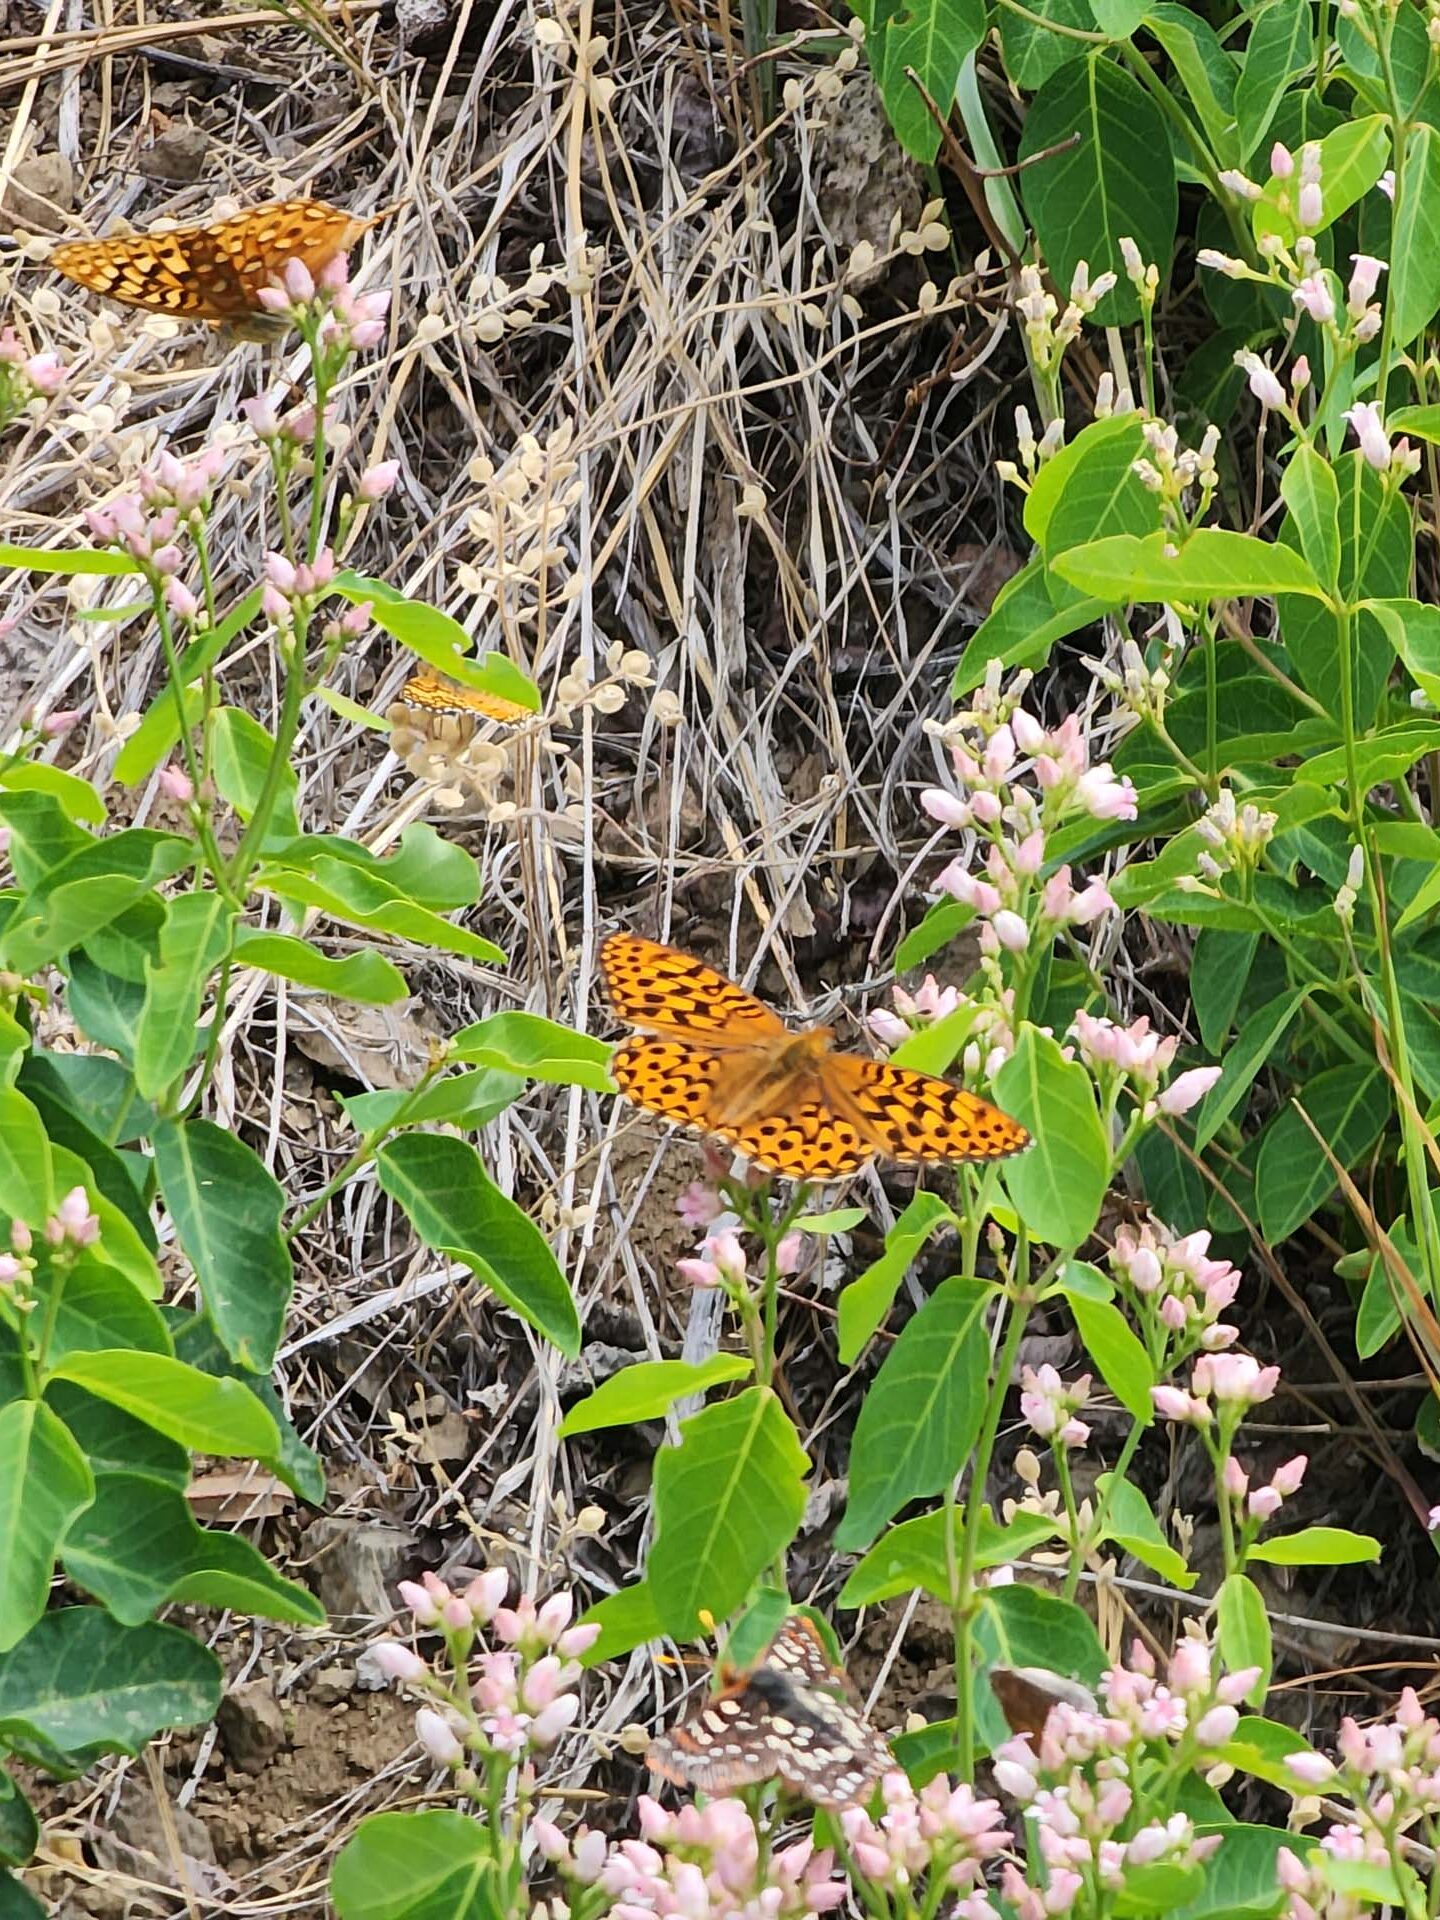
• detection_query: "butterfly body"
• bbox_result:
[648,1616,892,1810]
[50,199,374,323]
[602,931,1030,1180]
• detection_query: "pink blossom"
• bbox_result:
[164,576,200,620]
[241,394,280,437]
[1014,828,1046,874]
[530,1693,581,1746]
[1194,1704,1239,1745]
[1272,1455,1307,1496]
[265,551,298,595]
[41,709,81,738]
[415,1707,463,1765]
[1293,273,1337,324]
[776,1231,804,1275]
[464,1567,509,1622]
[970,789,1003,824]
[922,788,972,830]
[557,1620,601,1658]
[0,1255,21,1285]
[1285,1750,1337,1785]
[398,1578,440,1624]
[371,1640,426,1682]
[358,458,402,501]
[1152,1385,1210,1424]
[868,1007,910,1047]
[1236,350,1286,411]
[1074,764,1138,820]
[1297,181,1323,228]
[1344,401,1392,470]
[1347,253,1386,315]
[676,1180,722,1228]
[992,909,1029,951]
[157,764,194,804]
[54,1185,99,1245]
[24,352,64,395]
[1193,1351,1280,1406]
[1271,141,1295,177]
[1156,1066,1221,1115]
[535,1593,574,1642]
[1013,707,1046,753]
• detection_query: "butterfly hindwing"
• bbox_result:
[648,1615,892,1811]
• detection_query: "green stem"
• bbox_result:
[225,631,308,890]
[284,1062,446,1241]
[952,1233,1032,1777]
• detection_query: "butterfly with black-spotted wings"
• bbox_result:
[601,931,1030,1181]
[647,1615,893,1810]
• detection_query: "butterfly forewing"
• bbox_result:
[647,1617,892,1811]
[601,933,785,1043]
[51,199,371,320]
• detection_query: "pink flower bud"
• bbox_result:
[1013,828,1046,874]
[264,552,297,594]
[441,1596,472,1631]
[241,395,280,437]
[530,1694,581,1747]
[557,1621,602,1658]
[991,910,1029,952]
[523,1656,564,1710]
[9,1220,30,1255]
[164,576,200,620]
[573,1829,608,1881]
[776,1231,804,1275]
[1293,273,1336,324]
[1237,351,1286,412]
[969,789,1003,825]
[157,764,194,804]
[1297,182,1323,228]
[41,709,81,738]
[1285,1750,1337,1785]
[358,458,402,501]
[1156,1066,1222,1116]
[415,1707,463,1766]
[533,1817,569,1862]
[1270,141,1295,178]
[1344,401,1392,470]
[283,258,316,303]
[1271,1455,1307,1496]
[464,1567,510,1622]
[1347,253,1386,316]
[398,1579,440,1625]
[1248,1487,1282,1519]
[921,789,972,830]
[0,1255,21,1284]
[371,1640,426,1682]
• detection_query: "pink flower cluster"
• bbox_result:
[922,680,1133,961]
[578,1796,847,1920]
[83,447,227,571]
[258,253,390,355]
[1109,1222,1240,1350]
[676,1226,801,1291]
[1070,1011,1220,1118]
[867,973,961,1048]
[840,1770,1010,1908]
[1279,1690,1440,1916]
[240,393,335,445]
[374,1571,600,1769]
[1020,1363,1091,1448]
[1152,1351,1280,1425]
[0,1187,100,1295]
[991,1639,1253,1914]
[1223,1452,1307,1524]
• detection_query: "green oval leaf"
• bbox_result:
[1246,1525,1381,1566]
[332,1809,503,1920]
[0,1403,95,1653]
[376,1132,580,1357]
[836,1190,956,1363]
[46,1352,280,1457]
[558,1356,754,1438]
[996,1029,1109,1249]
[835,1277,995,1551]
[153,1117,293,1371]
[1020,55,1177,326]
[648,1385,809,1641]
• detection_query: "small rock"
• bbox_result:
[216,1678,287,1775]
[557,1342,646,1401]
[355,1644,395,1691]
[397,0,455,52]
[2,153,76,231]
[309,1662,357,1706]
[306,1517,416,1618]
[137,124,210,182]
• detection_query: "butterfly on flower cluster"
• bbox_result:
[648,1615,893,1810]
[600,931,1030,1181]
[399,672,531,726]
[49,199,376,326]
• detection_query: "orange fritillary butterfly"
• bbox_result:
[601,930,1031,1181]
[648,1615,892,1810]
[49,199,376,323]
[400,672,531,725]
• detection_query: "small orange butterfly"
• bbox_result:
[49,199,377,325]
[399,672,531,726]
[601,931,1030,1181]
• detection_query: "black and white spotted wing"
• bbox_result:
[647,1617,893,1810]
